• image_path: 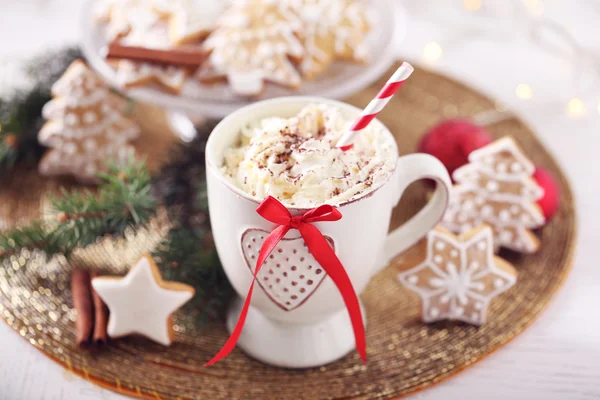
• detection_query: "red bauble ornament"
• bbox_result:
[532,166,560,221]
[418,119,493,176]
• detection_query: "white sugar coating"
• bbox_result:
[222,104,396,207]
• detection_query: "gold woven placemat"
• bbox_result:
[0,63,576,400]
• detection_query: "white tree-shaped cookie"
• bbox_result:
[197,0,304,96]
[398,226,517,325]
[38,60,140,183]
[441,136,545,253]
[284,0,371,79]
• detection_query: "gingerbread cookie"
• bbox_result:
[284,0,371,79]
[38,60,140,183]
[398,226,517,325]
[119,16,171,49]
[197,0,304,96]
[106,6,189,94]
[168,0,227,45]
[96,0,163,42]
[114,60,188,94]
[91,254,195,346]
[441,136,545,253]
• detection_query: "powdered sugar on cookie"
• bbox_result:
[285,0,371,79]
[198,0,304,96]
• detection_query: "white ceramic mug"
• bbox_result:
[206,97,451,368]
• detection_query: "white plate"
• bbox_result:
[81,0,407,118]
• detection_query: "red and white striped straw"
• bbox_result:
[336,62,414,150]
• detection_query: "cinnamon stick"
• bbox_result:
[90,272,109,346]
[107,42,208,67]
[71,269,93,346]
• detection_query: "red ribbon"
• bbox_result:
[205,196,367,366]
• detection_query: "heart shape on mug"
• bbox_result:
[241,229,333,311]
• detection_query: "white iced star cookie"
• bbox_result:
[398,226,517,325]
[91,254,194,346]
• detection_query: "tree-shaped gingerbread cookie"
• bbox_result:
[197,0,304,96]
[441,136,545,253]
[286,0,371,79]
[38,60,140,183]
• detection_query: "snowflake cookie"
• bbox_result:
[284,0,372,79]
[398,226,517,325]
[38,60,140,183]
[441,136,545,253]
[197,0,304,96]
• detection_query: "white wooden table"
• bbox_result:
[2,1,600,399]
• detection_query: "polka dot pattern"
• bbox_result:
[241,229,332,311]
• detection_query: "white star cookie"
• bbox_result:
[441,136,545,253]
[398,226,517,325]
[91,255,195,346]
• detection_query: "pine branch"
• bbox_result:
[151,134,232,325]
[0,158,156,258]
[154,226,232,325]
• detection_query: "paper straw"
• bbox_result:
[336,62,414,150]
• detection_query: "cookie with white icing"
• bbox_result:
[398,226,517,325]
[114,60,188,94]
[441,136,545,253]
[284,0,371,79]
[96,0,163,42]
[38,60,140,183]
[91,254,195,346]
[168,0,228,45]
[197,0,304,96]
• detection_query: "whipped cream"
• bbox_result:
[222,104,397,207]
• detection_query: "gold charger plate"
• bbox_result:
[0,63,576,399]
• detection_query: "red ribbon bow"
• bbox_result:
[205,196,367,366]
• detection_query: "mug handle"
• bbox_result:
[374,154,452,274]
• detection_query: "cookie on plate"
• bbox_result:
[168,0,228,45]
[285,0,371,79]
[197,0,304,97]
[114,60,188,94]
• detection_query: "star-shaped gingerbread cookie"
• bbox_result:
[398,226,517,325]
[91,254,194,345]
